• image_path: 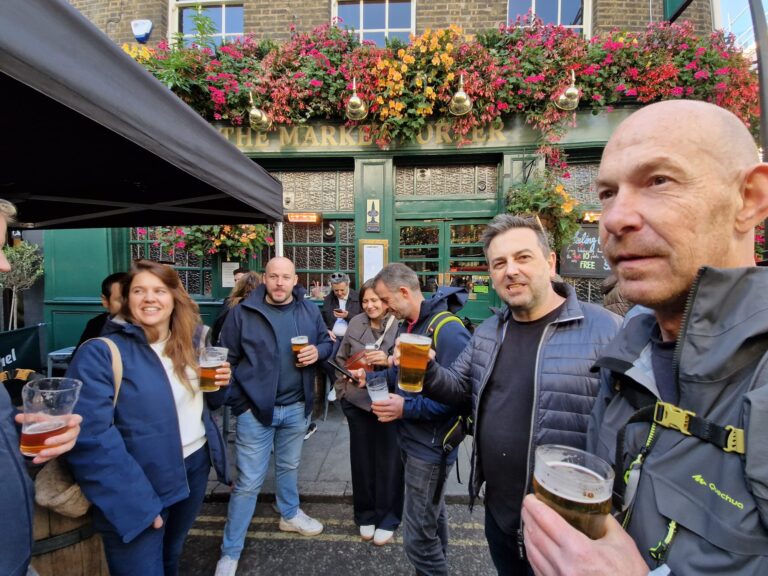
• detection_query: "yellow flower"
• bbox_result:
[403,54,415,65]
[425,86,435,99]
[415,77,423,88]
[214,239,222,246]
[446,72,455,83]
[420,45,427,53]
[445,43,454,52]
[401,64,408,73]
[432,55,440,66]
[555,184,566,196]
[380,108,390,119]
[377,95,385,105]
[437,29,445,39]
[562,201,575,214]
[397,48,406,58]
[223,225,231,232]
[248,233,257,239]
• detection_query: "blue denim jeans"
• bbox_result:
[95,444,211,576]
[221,403,309,559]
[402,451,453,576]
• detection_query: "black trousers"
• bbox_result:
[341,398,404,530]
[484,506,532,576]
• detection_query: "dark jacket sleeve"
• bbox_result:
[423,335,474,408]
[65,340,162,543]
[313,303,334,361]
[321,293,336,330]
[219,304,250,415]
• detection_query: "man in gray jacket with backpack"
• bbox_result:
[522,101,768,575]
[421,214,621,575]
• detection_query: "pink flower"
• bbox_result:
[694,70,710,80]
[627,67,639,80]
[496,102,509,111]
[136,228,147,236]
[309,79,323,87]
[671,86,684,96]
[591,94,603,101]
[175,228,185,236]
[175,241,186,249]
[615,84,626,92]
[715,82,727,90]
[684,61,697,70]
[524,74,545,83]
[265,237,274,245]
[624,88,638,97]
[715,67,729,75]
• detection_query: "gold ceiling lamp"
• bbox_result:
[345,77,368,121]
[448,74,472,116]
[554,70,580,111]
[248,91,272,131]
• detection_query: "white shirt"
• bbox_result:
[150,337,207,458]
[332,297,348,337]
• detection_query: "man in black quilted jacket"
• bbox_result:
[422,213,621,575]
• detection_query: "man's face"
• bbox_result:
[597,112,739,311]
[264,258,297,305]
[374,281,414,321]
[101,282,123,315]
[487,227,555,317]
[332,282,349,300]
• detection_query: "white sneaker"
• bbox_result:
[373,528,394,546]
[359,524,375,541]
[327,387,337,402]
[279,509,324,536]
[214,555,238,576]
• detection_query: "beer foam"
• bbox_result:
[534,461,612,503]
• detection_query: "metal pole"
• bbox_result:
[749,0,768,161]
[274,221,284,257]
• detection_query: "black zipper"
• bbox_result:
[672,267,705,386]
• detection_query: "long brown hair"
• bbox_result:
[121,260,201,390]
[228,271,261,308]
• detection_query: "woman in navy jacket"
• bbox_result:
[66,260,231,576]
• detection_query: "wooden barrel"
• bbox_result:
[31,505,109,576]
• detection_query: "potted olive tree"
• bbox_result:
[0,241,44,330]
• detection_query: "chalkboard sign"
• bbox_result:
[559,224,611,278]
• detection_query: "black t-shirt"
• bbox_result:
[650,327,678,404]
[478,303,565,535]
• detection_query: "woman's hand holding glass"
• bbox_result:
[364,349,389,367]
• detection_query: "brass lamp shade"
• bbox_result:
[555,70,580,111]
[346,77,368,121]
[248,91,272,131]
[448,74,472,116]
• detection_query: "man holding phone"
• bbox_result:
[321,273,362,399]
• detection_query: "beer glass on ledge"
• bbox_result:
[532,444,614,539]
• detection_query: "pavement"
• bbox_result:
[206,394,475,505]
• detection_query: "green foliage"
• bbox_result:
[0,242,44,293]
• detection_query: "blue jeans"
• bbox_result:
[95,444,211,576]
[402,452,453,576]
[221,403,309,559]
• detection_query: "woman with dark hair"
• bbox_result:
[335,279,403,546]
[66,260,231,576]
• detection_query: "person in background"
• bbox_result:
[600,272,633,317]
[523,100,768,574]
[211,272,261,345]
[0,199,82,576]
[215,257,332,576]
[66,260,231,576]
[334,279,402,545]
[321,272,362,401]
[75,272,127,348]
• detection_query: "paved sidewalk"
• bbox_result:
[206,400,474,505]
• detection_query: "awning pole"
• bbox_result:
[275,221,284,258]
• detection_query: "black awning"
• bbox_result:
[0,0,283,229]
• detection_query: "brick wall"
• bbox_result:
[242,0,327,42]
[416,1,506,36]
[592,0,713,36]
[68,0,167,46]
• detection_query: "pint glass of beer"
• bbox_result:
[291,336,309,367]
[532,444,614,540]
[199,346,228,392]
[19,377,82,457]
[397,333,432,393]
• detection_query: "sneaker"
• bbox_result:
[279,509,324,536]
[214,555,239,576]
[373,528,394,546]
[359,524,375,541]
[327,387,337,402]
[304,422,318,440]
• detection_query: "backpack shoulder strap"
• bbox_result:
[426,311,464,348]
[93,337,123,407]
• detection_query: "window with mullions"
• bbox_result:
[335,0,413,47]
[282,220,356,291]
[176,1,244,46]
[129,227,214,297]
[508,0,585,33]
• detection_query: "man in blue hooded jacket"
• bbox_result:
[368,263,471,574]
[215,257,333,576]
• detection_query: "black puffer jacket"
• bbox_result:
[424,282,621,505]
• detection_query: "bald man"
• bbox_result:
[215,257,333,576]
[522,100,768,575]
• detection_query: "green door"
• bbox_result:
[396,220,495,323]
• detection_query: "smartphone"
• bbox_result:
[327,359,360,384]
[333,308,344,314]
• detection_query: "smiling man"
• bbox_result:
[421,214,621,575]
[522,100,768,575]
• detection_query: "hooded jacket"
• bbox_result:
[389,286,471,465]
[588,267,768,574]
[219,283,333,424]
[65,319,229,543]
[0,385,34,576]
[424,282,621,505]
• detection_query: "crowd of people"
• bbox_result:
[2,99,768,576]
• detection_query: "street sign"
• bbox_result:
[664,0,694,22]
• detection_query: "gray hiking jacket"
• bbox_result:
[424,282,621,506]
[588,266,768,574]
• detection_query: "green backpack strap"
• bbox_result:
[426,310,464,348]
